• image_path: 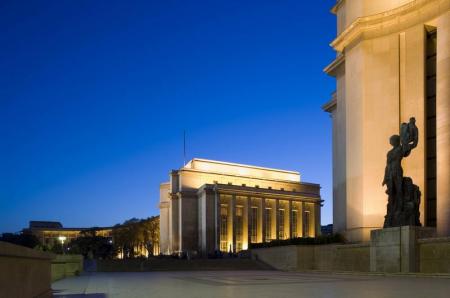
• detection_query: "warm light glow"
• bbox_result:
[58,236,67,243]
[184,158,301,182]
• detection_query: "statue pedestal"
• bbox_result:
[370,226,435,273]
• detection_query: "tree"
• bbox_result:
[141,217,159,257]
[0,233,40,249]
[111,216,160,258]
[67,235,114,259]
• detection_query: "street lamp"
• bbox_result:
[58,236,67,254]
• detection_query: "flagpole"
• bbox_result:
[183,130,186,166]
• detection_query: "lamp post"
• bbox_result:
[58,236,67,255]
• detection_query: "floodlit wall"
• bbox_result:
[252,236,450,274]
[252,243,370,272]
[419,237,450,273]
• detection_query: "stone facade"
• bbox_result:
[159,158,322,255]
[252,243,371,272]
[323,0,450,242]
[251,233,450,274]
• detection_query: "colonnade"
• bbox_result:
[215,194,321,253]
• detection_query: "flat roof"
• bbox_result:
[183,158,301,183]
[185,158,299,174]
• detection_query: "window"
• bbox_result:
[278,209,285,239]
[250,207,258,243]
[292,210,298,238]
[220,205,228,252]
[265,208,272,240]
[426,28,437,227]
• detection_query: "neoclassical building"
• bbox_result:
[159,158,321,255]
[323,0,450,241]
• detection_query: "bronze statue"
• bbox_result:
[382,135,404,197]
[382,117,421,228]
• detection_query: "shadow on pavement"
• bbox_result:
[53,293,106,297]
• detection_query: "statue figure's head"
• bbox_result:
[410,117,416,124]
[390,135,400,147]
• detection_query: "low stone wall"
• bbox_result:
[419,237,450,273]
[51,254,83,282]
[252,243,370,272]
[252,234,450,274]
[0,241,54,298]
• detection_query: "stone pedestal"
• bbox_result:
[370,226,435,273]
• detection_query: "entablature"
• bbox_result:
[331,0,450,52]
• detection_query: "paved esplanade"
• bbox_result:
[53,271,450,298]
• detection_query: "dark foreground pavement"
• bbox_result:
[52,270,450,298]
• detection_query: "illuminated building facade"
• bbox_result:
[323,0,450,241]
[23,221,113,247]
[23,220,160,256]
[159,159,322,255]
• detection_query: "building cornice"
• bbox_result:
[324,54,345,76]
[331,0,345,15]
[322,92,337,113]
[199,183,321,201]
[331,0,450,52]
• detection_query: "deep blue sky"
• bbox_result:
[1,0,336,233]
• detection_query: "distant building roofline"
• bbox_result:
[184,158,300,175]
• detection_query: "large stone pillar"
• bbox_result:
[315,203,321,237]
[231,195,237,253]
[214,190,220,252]
[247,197,252,247]
[261,198,266,243]
[289,200,293,239]
[437,11,450,237]
[301,202,307,237]
[275,199,280,240]
[170,195,179,253]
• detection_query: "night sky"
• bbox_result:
[1,0,336,233]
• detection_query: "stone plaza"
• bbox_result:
[52,271,450,298]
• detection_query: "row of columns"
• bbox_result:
[216,194,320,253]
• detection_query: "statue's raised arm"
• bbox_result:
[400,117,419,157]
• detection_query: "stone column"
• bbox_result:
[170,195,179,253]
[231,195,237,253]
[275,199,280,240]
[315,203,321,237]
[289,200,293,239]
[261,198,266,243]
[214,190,220,252]
[437,11,450,237]
[247,197,252,247]
[301,202,306,237]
